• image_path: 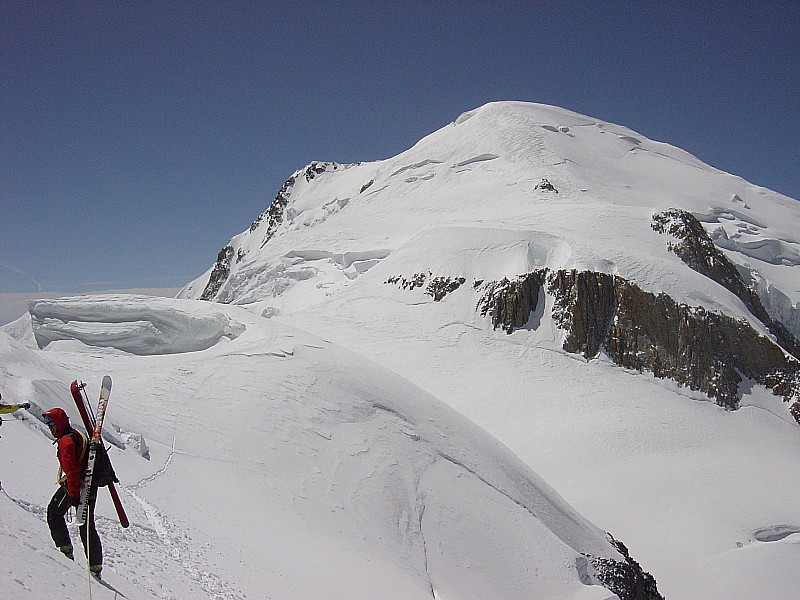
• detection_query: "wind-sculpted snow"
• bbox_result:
[1,295,647,599]
[453,153,500,168]
[380,226,574,282]
[700,207,800,267]
[28,295,245,355]
[308,342,620,560]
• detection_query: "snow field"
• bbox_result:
[2,296,626,599]
[277,277,800,599]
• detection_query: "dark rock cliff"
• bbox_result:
[477,268,800,416]
[388,258,800,416]
[200,245,234,301]
[652,209,800,361]
[462,209,800,418]
[588,535,664,600]
[550,270,617,358]
[476,271,547,333]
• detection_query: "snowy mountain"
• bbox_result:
[180,101,800,417]
[3,101,800,599]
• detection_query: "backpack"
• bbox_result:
[70,429,119,488]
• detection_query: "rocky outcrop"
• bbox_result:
[386,272,466,301]
[588,535,664,600]
[476,271,546,332]
[250,172,298,245]
[534,178,559,193]
[652,209,800,360]
[428,276,467,301]
[385,261,800,417]
[386,272,428,292]
[248,162,344,248]
[478,269,800,415]
[303,161,333,182]
[200,245,234,301]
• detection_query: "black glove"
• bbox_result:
[69,496,81,507]
[21,403,31,409]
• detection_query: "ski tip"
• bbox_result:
[102,375,112,390]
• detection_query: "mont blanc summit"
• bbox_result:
[3,102,799,599]
[184,101,800,421]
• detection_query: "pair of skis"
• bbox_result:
[70,377,129,528]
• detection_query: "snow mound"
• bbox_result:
[28,295,245,355]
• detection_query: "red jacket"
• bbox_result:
[44,408,85,498]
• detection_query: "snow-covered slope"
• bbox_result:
[181,102,800,330]
[3,102,799,599]
[2,295,646,600]
[175,102,800,599]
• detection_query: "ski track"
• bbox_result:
[0,435,250,600]
[123,437,247,600]
[127,437,178,492]
[1,485,46,521]
[1,483,153,597]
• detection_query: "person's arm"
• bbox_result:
[0,403,29,414]
[0,393,31,413]
[58,435,84,499]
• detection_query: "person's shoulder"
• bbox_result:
[58,430,79,444]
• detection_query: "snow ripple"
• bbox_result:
[453,153,500,167]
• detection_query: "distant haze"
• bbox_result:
[0,288,181,325]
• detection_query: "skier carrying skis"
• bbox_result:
[42,407,103,577]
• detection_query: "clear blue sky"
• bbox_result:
[2,1,799,296]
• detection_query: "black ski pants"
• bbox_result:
[47,484,102,568]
